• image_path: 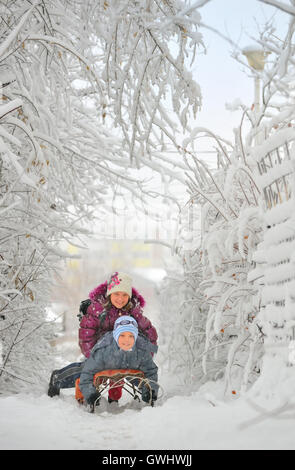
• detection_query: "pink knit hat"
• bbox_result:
[107,272,132,298]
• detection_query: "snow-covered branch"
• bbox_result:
[82,0,205,163]
[259,0,295,16]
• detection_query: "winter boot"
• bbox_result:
[48,370,60,397]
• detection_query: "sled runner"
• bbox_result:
[75,368,157,411]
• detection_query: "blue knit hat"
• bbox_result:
[113,316,138,347]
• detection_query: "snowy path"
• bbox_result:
[0,388,294,450]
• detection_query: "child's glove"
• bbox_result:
[142,387,157,404]
[151,390,157,403]
[85,391,100,413]
[77,299,91,321]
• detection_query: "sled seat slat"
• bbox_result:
[93,369,145,385]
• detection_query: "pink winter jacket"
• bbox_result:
[78,281,158,358]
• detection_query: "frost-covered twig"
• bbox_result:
[240,399,295,429]
[259,0,295,16]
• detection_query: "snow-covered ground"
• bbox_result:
[2,272,294,451]
[1,379,294,450]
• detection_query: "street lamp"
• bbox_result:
[242,46,271,144]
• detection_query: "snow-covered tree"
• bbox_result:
[157,243,208,387]
[0,0,209,393]
[79,0,206,166]
[243,1,295,397]
[158,126,264,394]
[0,1,92,392]
[0,0,132,392]
[156,4,295,395]
[164,4,295,397]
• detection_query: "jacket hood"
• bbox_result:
[89,281,146,308]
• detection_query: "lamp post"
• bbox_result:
[242,47,270,144]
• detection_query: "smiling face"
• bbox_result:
[117,332,135,351]
[110,291,130,309]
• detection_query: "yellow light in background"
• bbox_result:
[67,244,79,269]
[132,242,151,252]
[110,241,152,270]
[111,241,122,253]
[134,258,151,268]
[111,258,124,270]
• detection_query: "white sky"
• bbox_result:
[192,0,289,155]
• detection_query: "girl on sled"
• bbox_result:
[48,272,158,403]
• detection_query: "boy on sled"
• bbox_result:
[78,315,159,412]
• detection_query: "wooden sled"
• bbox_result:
[75,368,155,409]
